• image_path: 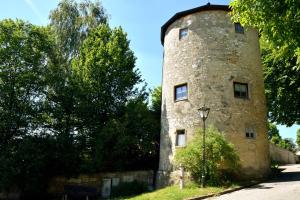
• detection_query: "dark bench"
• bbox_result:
[63,185,99,200]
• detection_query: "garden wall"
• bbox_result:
[48,170,154,198]
[269,143,298,164]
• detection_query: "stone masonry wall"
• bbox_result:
[270,143,298,164]
[158,10,270,187]
[48,170,154,197]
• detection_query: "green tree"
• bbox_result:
[174,126,240,185]
[150,86,162,169]
[267,122,283,145]
[267,123,296,152]
[267,122,280,140]
[45,0,109,175]
[296,129,300,148]
[0,19,53,144]
[49,0,107,60]
[72,24,140,128]
[0,19,55,196]
[46,0,108,136]
[267,124,297,152]
[93,97,160,171]
[72,24,141,170]
[150,86,162,118]
[279,138,296,152]
[230,0,300,126]
[0,0,160,196]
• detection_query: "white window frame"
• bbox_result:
[174,83,188,101]
[175,130,186,147]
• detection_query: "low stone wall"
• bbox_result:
[269,143,298,164]
[48,170,154,198]
[0,192,20,200]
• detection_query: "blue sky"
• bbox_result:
[0,0,299,141]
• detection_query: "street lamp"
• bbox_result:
[198,106,210,187]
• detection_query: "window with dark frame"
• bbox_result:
[234,82,248,99]
[179,28,188,40]
[235,23,244,34]
[176,130,186,147]
[175,84,188,101]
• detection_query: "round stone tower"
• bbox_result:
[157,4,270,187]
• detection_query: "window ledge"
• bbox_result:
[234,97,250,100]
[174,98,188,103]
[245,138,256,140]
[175,146,186,149]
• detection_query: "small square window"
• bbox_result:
[246,132,255,139]
[245,128,256,139]
[246,132,250,138]
[175,84,188,101]
[176,130,186,147]
[235,23,244,34]
[179,28,188,40]
[234,82,248,99]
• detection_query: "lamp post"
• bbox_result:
[198,106,210,188]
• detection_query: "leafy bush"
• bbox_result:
[270,161,282,177]
[111,181,149,198]
[174,126,240,185]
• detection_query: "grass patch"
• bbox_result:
[117,182,237,200]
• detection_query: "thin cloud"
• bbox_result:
[24,0,45,24]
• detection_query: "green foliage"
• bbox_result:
[126,183,226,200]
[0,0,161,197]
[49,0,107,60]
[0,19,53,144]
[72,24,141,127]
[71,24,147,172]
[268,122,282,145]
[263,45,300,126]
[267,123,296,152]
[93,97,160,171]
[270,161,281,177]
[111,181,149,198]
[0,135,66,198]
[0,19,59,195]
[267,123,280,140]
[296,129,300,148]
[270,135,282,146]
[279,138,296,152]
[46,0,108,139]
[174,126,240,186]
[150,86,162,118]
[230,0,300,126]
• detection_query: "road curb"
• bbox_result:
[185,181,262,200]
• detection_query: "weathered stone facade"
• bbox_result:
[157,4,270,187]
[269,143,298,164]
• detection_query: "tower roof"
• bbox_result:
[161,4,230,45]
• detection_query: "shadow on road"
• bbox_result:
[244,185,273,190]
[243,165,300,191]
[268,171,300,183]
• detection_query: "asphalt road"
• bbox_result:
[209,164,300,200]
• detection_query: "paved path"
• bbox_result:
[209,164,300,200]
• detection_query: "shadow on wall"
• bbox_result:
[156,100,172,188]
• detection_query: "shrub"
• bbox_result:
[111,181,149,198]
[174,126,240,186]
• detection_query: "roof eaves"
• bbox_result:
[161,4,230,45]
